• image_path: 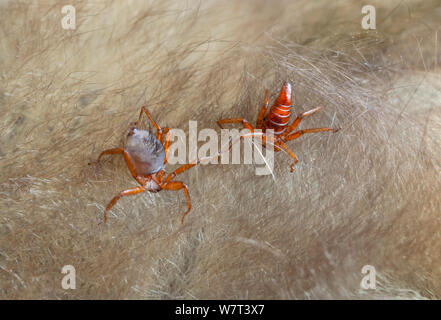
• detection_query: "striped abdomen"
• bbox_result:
[263,82,292,135]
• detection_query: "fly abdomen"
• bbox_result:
[125,129,165,175]
[264,82,292,135]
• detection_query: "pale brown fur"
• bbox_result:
[0,0,440,299]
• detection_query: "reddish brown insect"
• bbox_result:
[217,82,339,172]
[91,107,205,224]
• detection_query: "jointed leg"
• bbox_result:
[217,118,254,132]
[217,118,256,158]
[95,148,124,163]
[121,151,144,184]
[276,141,299,172]
[283,107,323,137]
[162,130,172,164]
[103,186,146,222]
[138,106,164,141]
[163,131,265,184]
[225,131,267,151]
[284,127,338,141]
[160,127,170,145]
[161,181,191,224]
[163,148,223,185]
[92,147,143,184]
[256,90,269,129]
[164,162,198,184]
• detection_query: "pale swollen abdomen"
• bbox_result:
[125,129,165,175]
